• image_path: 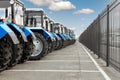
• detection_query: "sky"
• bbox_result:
[21,0,112,38]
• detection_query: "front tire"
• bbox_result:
[29,32,48,60]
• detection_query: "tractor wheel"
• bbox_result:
[48,41,52,53]
[8,43,23,67]
[0,36,12,72]
[59,40,63,49]
[19,37,33,63]
[29,32,48,60]
[55,39,60,50]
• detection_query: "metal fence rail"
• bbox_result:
[79,0,120,72]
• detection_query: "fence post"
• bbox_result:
[106,5,110,67]
[98,15,101,59]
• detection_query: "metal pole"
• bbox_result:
[11,4,14,23]
[106,5,110,67]
[5,8,8,18]
[40,11,44,27]
[45,21,48,31]
[98,15,101,59]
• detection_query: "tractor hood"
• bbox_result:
[27,27,55,41]
[23,27,36,40]
[0,22,19,44]
[7,23,28,42]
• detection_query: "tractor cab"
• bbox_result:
[25,8,44,28]
[25,8,55,41]
[0,0,24,26]
[0,0,27,41]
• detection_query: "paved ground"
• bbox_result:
[0,41,120,80]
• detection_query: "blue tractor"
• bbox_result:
[0,19,20,71]
[48,20,62,50]
[43,16,57,52]
[0,0,35,68]
[62,27,73,46]
[24,8,56,60]
[53,23,76,47]
[53,23,67,48]
[69,29,76,44]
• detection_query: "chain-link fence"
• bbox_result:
[79,0,120,72]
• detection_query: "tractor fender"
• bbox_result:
[70,35,74,39]
[51,32,61,40]
[72,36,75,39]
[49,32,56,41]
[7,23,28,42]
[28,27,54,41]
[63,34,72,40]
[50,32,56,38]
[0,22,19,44]
[22,27,36,40]
[58,34,66,40]
[63,34,68,39]
[55,34,61,40]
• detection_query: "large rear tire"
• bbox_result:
[19,36,33,63]
[0,36,12,72]
[29,32,48,60]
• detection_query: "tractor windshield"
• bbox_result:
[0,8,6,19]
[54,24,59,33]
[25,9,44,27]
[0,7,12,22]
[27,16,42,27]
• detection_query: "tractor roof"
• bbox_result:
[0,0,24,8]
[26,8,44,12]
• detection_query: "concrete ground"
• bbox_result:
[0,41,120,80]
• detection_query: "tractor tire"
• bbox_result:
[19,36,33,63]
[29,32,48,60]
[0,36,12,72]
[48,41,52,53]
[55,39,60,50]
[59,40,64,49]
[8,43,23,67]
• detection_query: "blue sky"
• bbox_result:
[21,0,112,37]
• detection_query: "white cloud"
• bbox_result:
[81,18,85,21]
[80,24,86,28]
[28,0,50,6]
[74,8,94,14]
[49,1,76,11]
[70,27,76,31]
[28,0,76,11]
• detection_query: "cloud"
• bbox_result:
[70,27,76,31]
[81,18,85,21]
[74,8,94,14]
[28,0,50,6]
[28,0,76,11]
[80,24,86,27]
[49,1,76,11]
